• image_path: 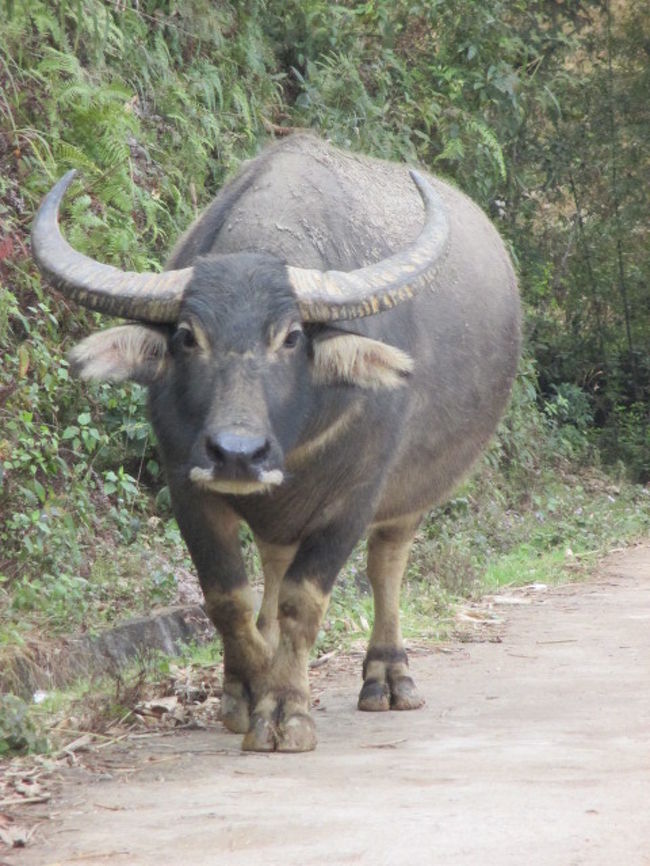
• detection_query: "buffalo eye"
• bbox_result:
[282,326,303,349]
[172,324,197,353]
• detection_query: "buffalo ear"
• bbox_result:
[311,331,414,389]
[68,324,169,384]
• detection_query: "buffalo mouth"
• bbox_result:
[188,427,285,495]
[188,466,285,495]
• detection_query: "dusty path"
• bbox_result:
[6,545,650,866]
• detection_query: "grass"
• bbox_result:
[482,546,570,590]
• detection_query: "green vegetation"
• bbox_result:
[0,1,648,736]
[0,693,49,755]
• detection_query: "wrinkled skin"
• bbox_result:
[69,135,520,751]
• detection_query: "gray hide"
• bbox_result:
[166,134,520,523]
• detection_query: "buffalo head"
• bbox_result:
[31,168,449,496]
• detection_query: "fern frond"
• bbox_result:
[38,48,82,79]
[467,118,507,181]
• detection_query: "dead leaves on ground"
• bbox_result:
[52,660,224,743]
[132,662,222,730]
[0,661,225,851]
[453,582,550,643]
[0,764,51,850]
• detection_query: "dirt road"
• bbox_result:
[6,545,650,866]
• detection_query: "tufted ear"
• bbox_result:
[311,331,414,390]
[68,324,169,384]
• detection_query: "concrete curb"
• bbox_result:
[2,605,216,699]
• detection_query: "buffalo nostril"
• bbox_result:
[205,435,226,467]
[251,440,271,464]
[206,432,271,469]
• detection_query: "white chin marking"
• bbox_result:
[258,469,284,486]
[189,466,284,495]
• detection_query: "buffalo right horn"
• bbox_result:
[31,170,190,323]
[287,170,450,322]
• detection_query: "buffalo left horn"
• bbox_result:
[31,170,190,323]
[287,170,450,322]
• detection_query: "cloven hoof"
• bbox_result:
[219,681,251,734]
[358,674,424,712]
[242,711,317,753]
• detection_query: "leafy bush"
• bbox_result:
[0,694,48,756]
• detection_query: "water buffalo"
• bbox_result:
[32,134,520,751]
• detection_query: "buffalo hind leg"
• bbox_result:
[359,516,425,712]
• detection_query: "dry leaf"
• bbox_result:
[17,344,30,378]
[137,696,178,716]
[492,595,532,606]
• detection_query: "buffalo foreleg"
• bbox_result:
[217,540,298,731]
[203,584,272,733]
[243,579,328,752]
[254,538,298,652]
[169,489,272,734]
[242,520,362,752]
[358,516,425,712]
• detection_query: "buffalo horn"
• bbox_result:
[31,170,189,323]
[287,170,449,322]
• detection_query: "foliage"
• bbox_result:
[0,693,48,755]
[0,0,647,660]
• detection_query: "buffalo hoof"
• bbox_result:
[389,674,425,710]
[358,674,424,711]
[241,693,317,752]
[358,647,425,712]
[219,680,251,734]
[357,678,390,711]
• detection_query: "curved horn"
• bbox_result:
[287,170,450,322]
[31,170,190,323]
